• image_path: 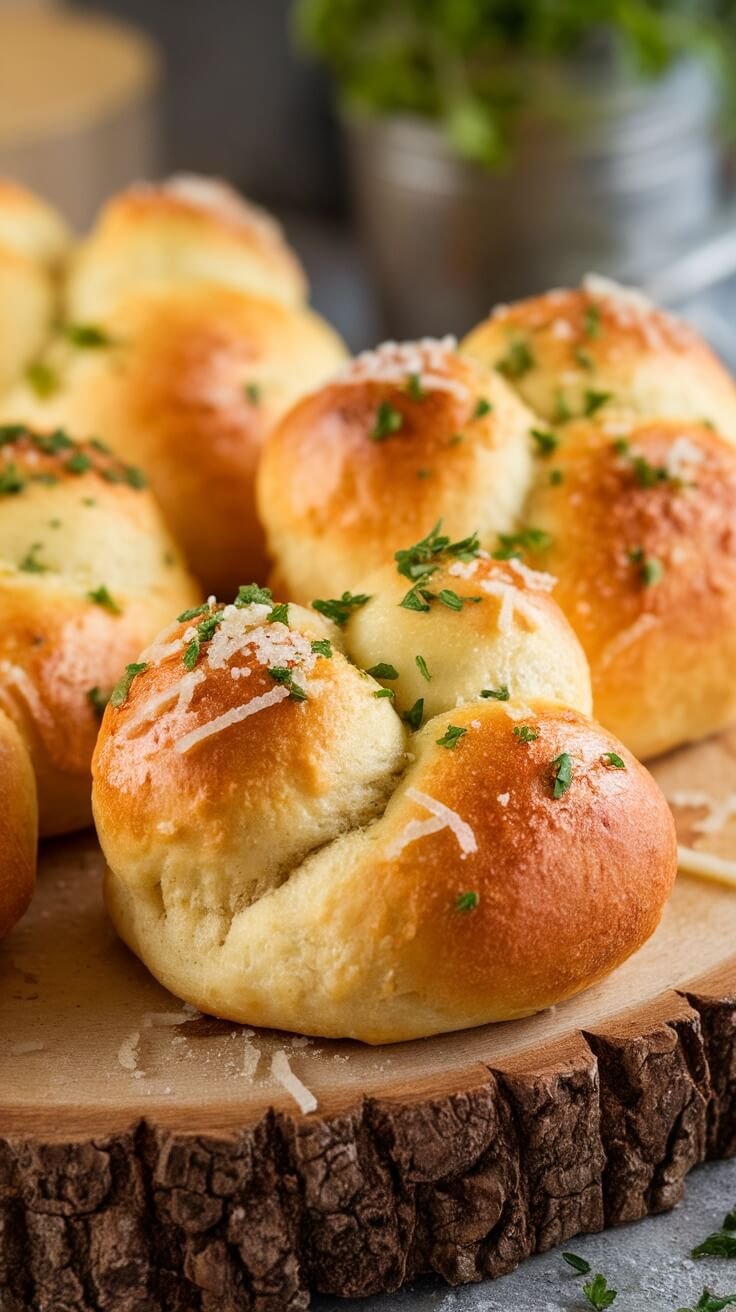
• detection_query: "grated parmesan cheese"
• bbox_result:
[388,787,477,860]
[335,337,469,402]
[497,792,510,807]
[582,273,654,315]
[506,558,556,592]
[271,1049,318,1113]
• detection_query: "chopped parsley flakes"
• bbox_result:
[415,654,431,681]
[531,427,559,456]
[497,339,534,379]
[550,751,574,798]
[454,891,479,913]
[371,400,403,441]
[65,323,113,348]
[110,662,147,708]
[513,724,539,743]
[312,591,371,626]
[87,585,122,614]
[367,662,399,680]
[481,685,509,700]
[436,724,467,749]
[403,698,424,730]
[311,638,333,658]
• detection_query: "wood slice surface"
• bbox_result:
[1,731,735,1310]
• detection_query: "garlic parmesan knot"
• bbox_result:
[93,558,677,1043]
[259,284,736,760]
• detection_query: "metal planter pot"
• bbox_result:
[344,58,725,338]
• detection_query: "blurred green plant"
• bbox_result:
[295,0,735,166]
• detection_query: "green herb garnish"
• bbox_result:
[235,583,273,607]
[554,390,573,423]
[481,685,509,700]
[513,724,539,743]
[0,463,26,495]
[19,542,48,574]
[312,591,371,626]
[267,602,290,625]
[582,1273,617,1308]
[473,397,492,419]
[268,666,308,701]
[311,638,333,658]
[405,372,425,401]
[178,603,210,622]
[678,1291,736,1312]
[26,361,59,398]
[531,427,559,456]
[415,654,431,681]
[367,662,399,680]
[65,323,113,348]
[584,304,601,339]
[371,400,403,441]
[563,1253,591,1275]
[403,698,424,730]
[437,724,467,749]
[66,451,92,475]
[574,346,594,372]
[245,381,261,405]
[110,662,147,708]
[550,751,573,798]
[454,891,479,913]
[87,585,121,614]
[601,751,626,769]
[549,468,564,485]
[497,339,534,379]
[494,527,552,560]
[373,687,395,698]
[87,686,109,717]
[584,389,612,416]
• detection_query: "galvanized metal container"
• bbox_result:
[344,58,724,338]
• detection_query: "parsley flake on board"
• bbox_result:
[403,698,424,730]
[437,724,467,749]
[481,685,510,700]
[550,751,573,798]
[311,638,333,658]
[531,427,559,456]
[415,654,431,681]
[367,662,398,680]
[371,400,403,441]
[454,891,479,913]
[312,591,371,626]
[65,323,113,348]
[563,1253,591,1275]
[87,585,122,615]
[582,1273,617,1308]
[513,724,539,743]
[497,339,534,379]
[110,662,148,708]
[601,751,626,769]
[678,1292,736,1312]
[693,1233,736,1260]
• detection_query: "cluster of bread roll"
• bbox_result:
[3,174,734,1043]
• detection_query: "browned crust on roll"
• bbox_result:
[525,418,736,758]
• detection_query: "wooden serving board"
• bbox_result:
[1,734,736,1311]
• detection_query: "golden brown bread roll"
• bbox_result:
[0,179,70,393]
[0,707,37,939]
[0,284,346,595]
[66,173,308,318]
[259,293,736,759]
[258,338,534,601]
[0,423,199,835]
[461,275,736,440]
[92,566,676,1042]
[524,417,736,759]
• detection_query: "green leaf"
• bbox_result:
[454,891,479,913]
[371,400,403,441]
[513,724,538,743]
[531,427,559,456]
[267,603,290,626]
[311,638,333,658]
[312,591,371,626]
[584,390,612,417]
[65,322,113,348]
[562,1252,591,1274]
[87,584,122,615]
[480,685,509,701]
[497,339,534,380]
[678,1289,736,1312]
[415,654,431,682]
[437,724,467,749]
[367,662,399,680]
[18,542,48,574]
[582,1273,617,1308]
[110,662,147,709]
[601,751,626,769]
[550,751,573,798]
[403,698,424,730]
[236,583,273,608]
[693,1233,736,1260]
